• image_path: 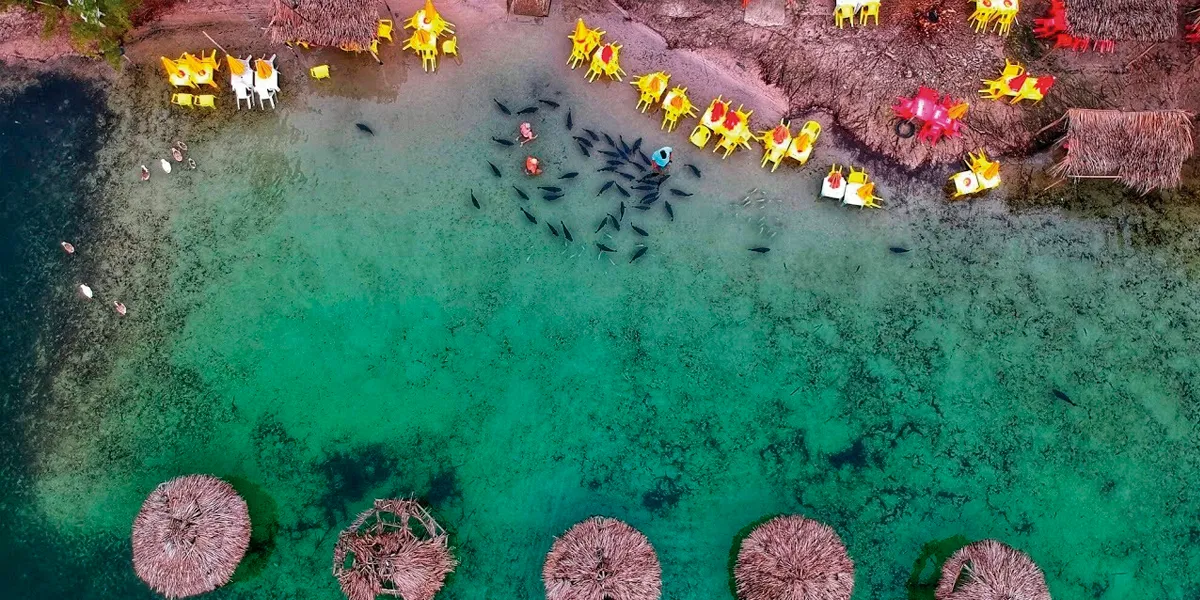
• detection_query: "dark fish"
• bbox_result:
[664,201,674,221]
[633,204,651,211]
[494,99,512,114]
[630,161,647,173]
[559,172,579,179]
[543,194,564,202]
[606,159,626,167]
[517,106,539,115]
[631,137,643,153]
[513,186,529,200]
[632,184,656,191]
[598,166,618,173]
[631,223,648,236]
[521,207,537,224]
[489,162,501,177]
[615,183,630,197]
[597,181,614,196]
[599,149,622,159]
[566,109,573,130]
[492,136,515,146]
[539,98,560,108]
[640,193,659,205]
[538,186,562,193]
[749,247,770,253]
[470,191,480,209]
[548,222,559,236]
[584,128,600,141]
[603,132,615,146]
[620,136,631,155]
[638,151,652,166]
[686,163,701,177]
[619,202,626,219]
[603,214,618,231]
[596,243,615,253]
[669,188,693,197]
[573,135,593,147]
[889,246,910,254]
[617,172,635,181]
[578,145,591,158]
[1052,389,1077,406]
[595,218,608,233]
[639,172,660,183]
[356,123,375,135]
[630,246,648,263]
[561,221,573,242]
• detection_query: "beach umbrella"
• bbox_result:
[131,475,251,599]
[734,515,854,600]
[332,499,457,600]
[225,54,245,76]
[543,516,662,600]
[255,59,273,80]
[934,540,1050,600]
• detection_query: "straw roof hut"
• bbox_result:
[131,475,251,599]
[543,517,662,600]
[332,499,457,600]
[935,540,1051,600]
[268,0,383,48]
[1051,109,1194,193]
[1061,0,1178,41]
[734,515,854,600]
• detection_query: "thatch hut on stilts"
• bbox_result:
[734,515,855,600]
[934,539,1051,600]
[1050,109,1194,193]
[1060,0,1179,42]
[131,475,251,599]
[543,517,662,600]
[267,0,384,52]
[332,499,457,600]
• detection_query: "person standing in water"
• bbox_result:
[525,156,542,176]
[651,146,673,171]
[518,122,537,146]
[140,165,150,181]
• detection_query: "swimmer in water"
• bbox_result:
[171,147,183,162]
[113,301,127,316]
[187,158,196,170]
[524,156,543,176]
[78,284,93,300]
[518,122,537,146]
[60,241,75,254]
[176,140,187,152]
[140,165,150,181]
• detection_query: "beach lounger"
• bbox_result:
[253,55,280,110]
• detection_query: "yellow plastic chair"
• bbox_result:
[860,0,880,25]
[196,94,216,109]
[969,0,995,33]
[378,19,394,43]
[715,133,741,159]
[834,0,856,28]
[171,93,195,108]
[442,36,461,64]
[420,48,438,72]
[310,65,331,80]
[689,125,712,149]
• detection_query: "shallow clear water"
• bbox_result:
[4,17,1200,600]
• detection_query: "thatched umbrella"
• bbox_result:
[1061,0,1178,41]
[131,475,251,599]
[1051,109,1194,193]
[332,498,457,600]
[543,516,662,600]
[935,540,1051,600]
[734,515,854,600]
[267,0,384,49]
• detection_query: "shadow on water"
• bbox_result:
[904,535,971,600]
[226,477,280,584]
[725,514,783,598]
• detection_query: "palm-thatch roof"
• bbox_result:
[734,515,855,600]
[544,517,662,600]
[131,475,251,599]
[332,499,457,600]
[1051,109,1194,193]
[268,0,383,48]
[935,540,1051,600]
[1061,0,1178,41]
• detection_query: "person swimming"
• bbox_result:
[187,158,197,170]
[651,146,673,170]
[140,165,150,181]
[171,147,184,162]
[113,301,127,316]
[518,122,537,146]
[525,156,543,176]
[60,241,75,254]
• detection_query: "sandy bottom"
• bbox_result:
[3,5,1200,600]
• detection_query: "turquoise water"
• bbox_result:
[4,18,1200,600]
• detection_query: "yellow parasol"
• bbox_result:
[255,59,273,80]
[572,18,588,42]
[225,54,245,76]
[160,56,178,75]
[424,0,440,21]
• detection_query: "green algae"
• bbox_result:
[905,535,971,600]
